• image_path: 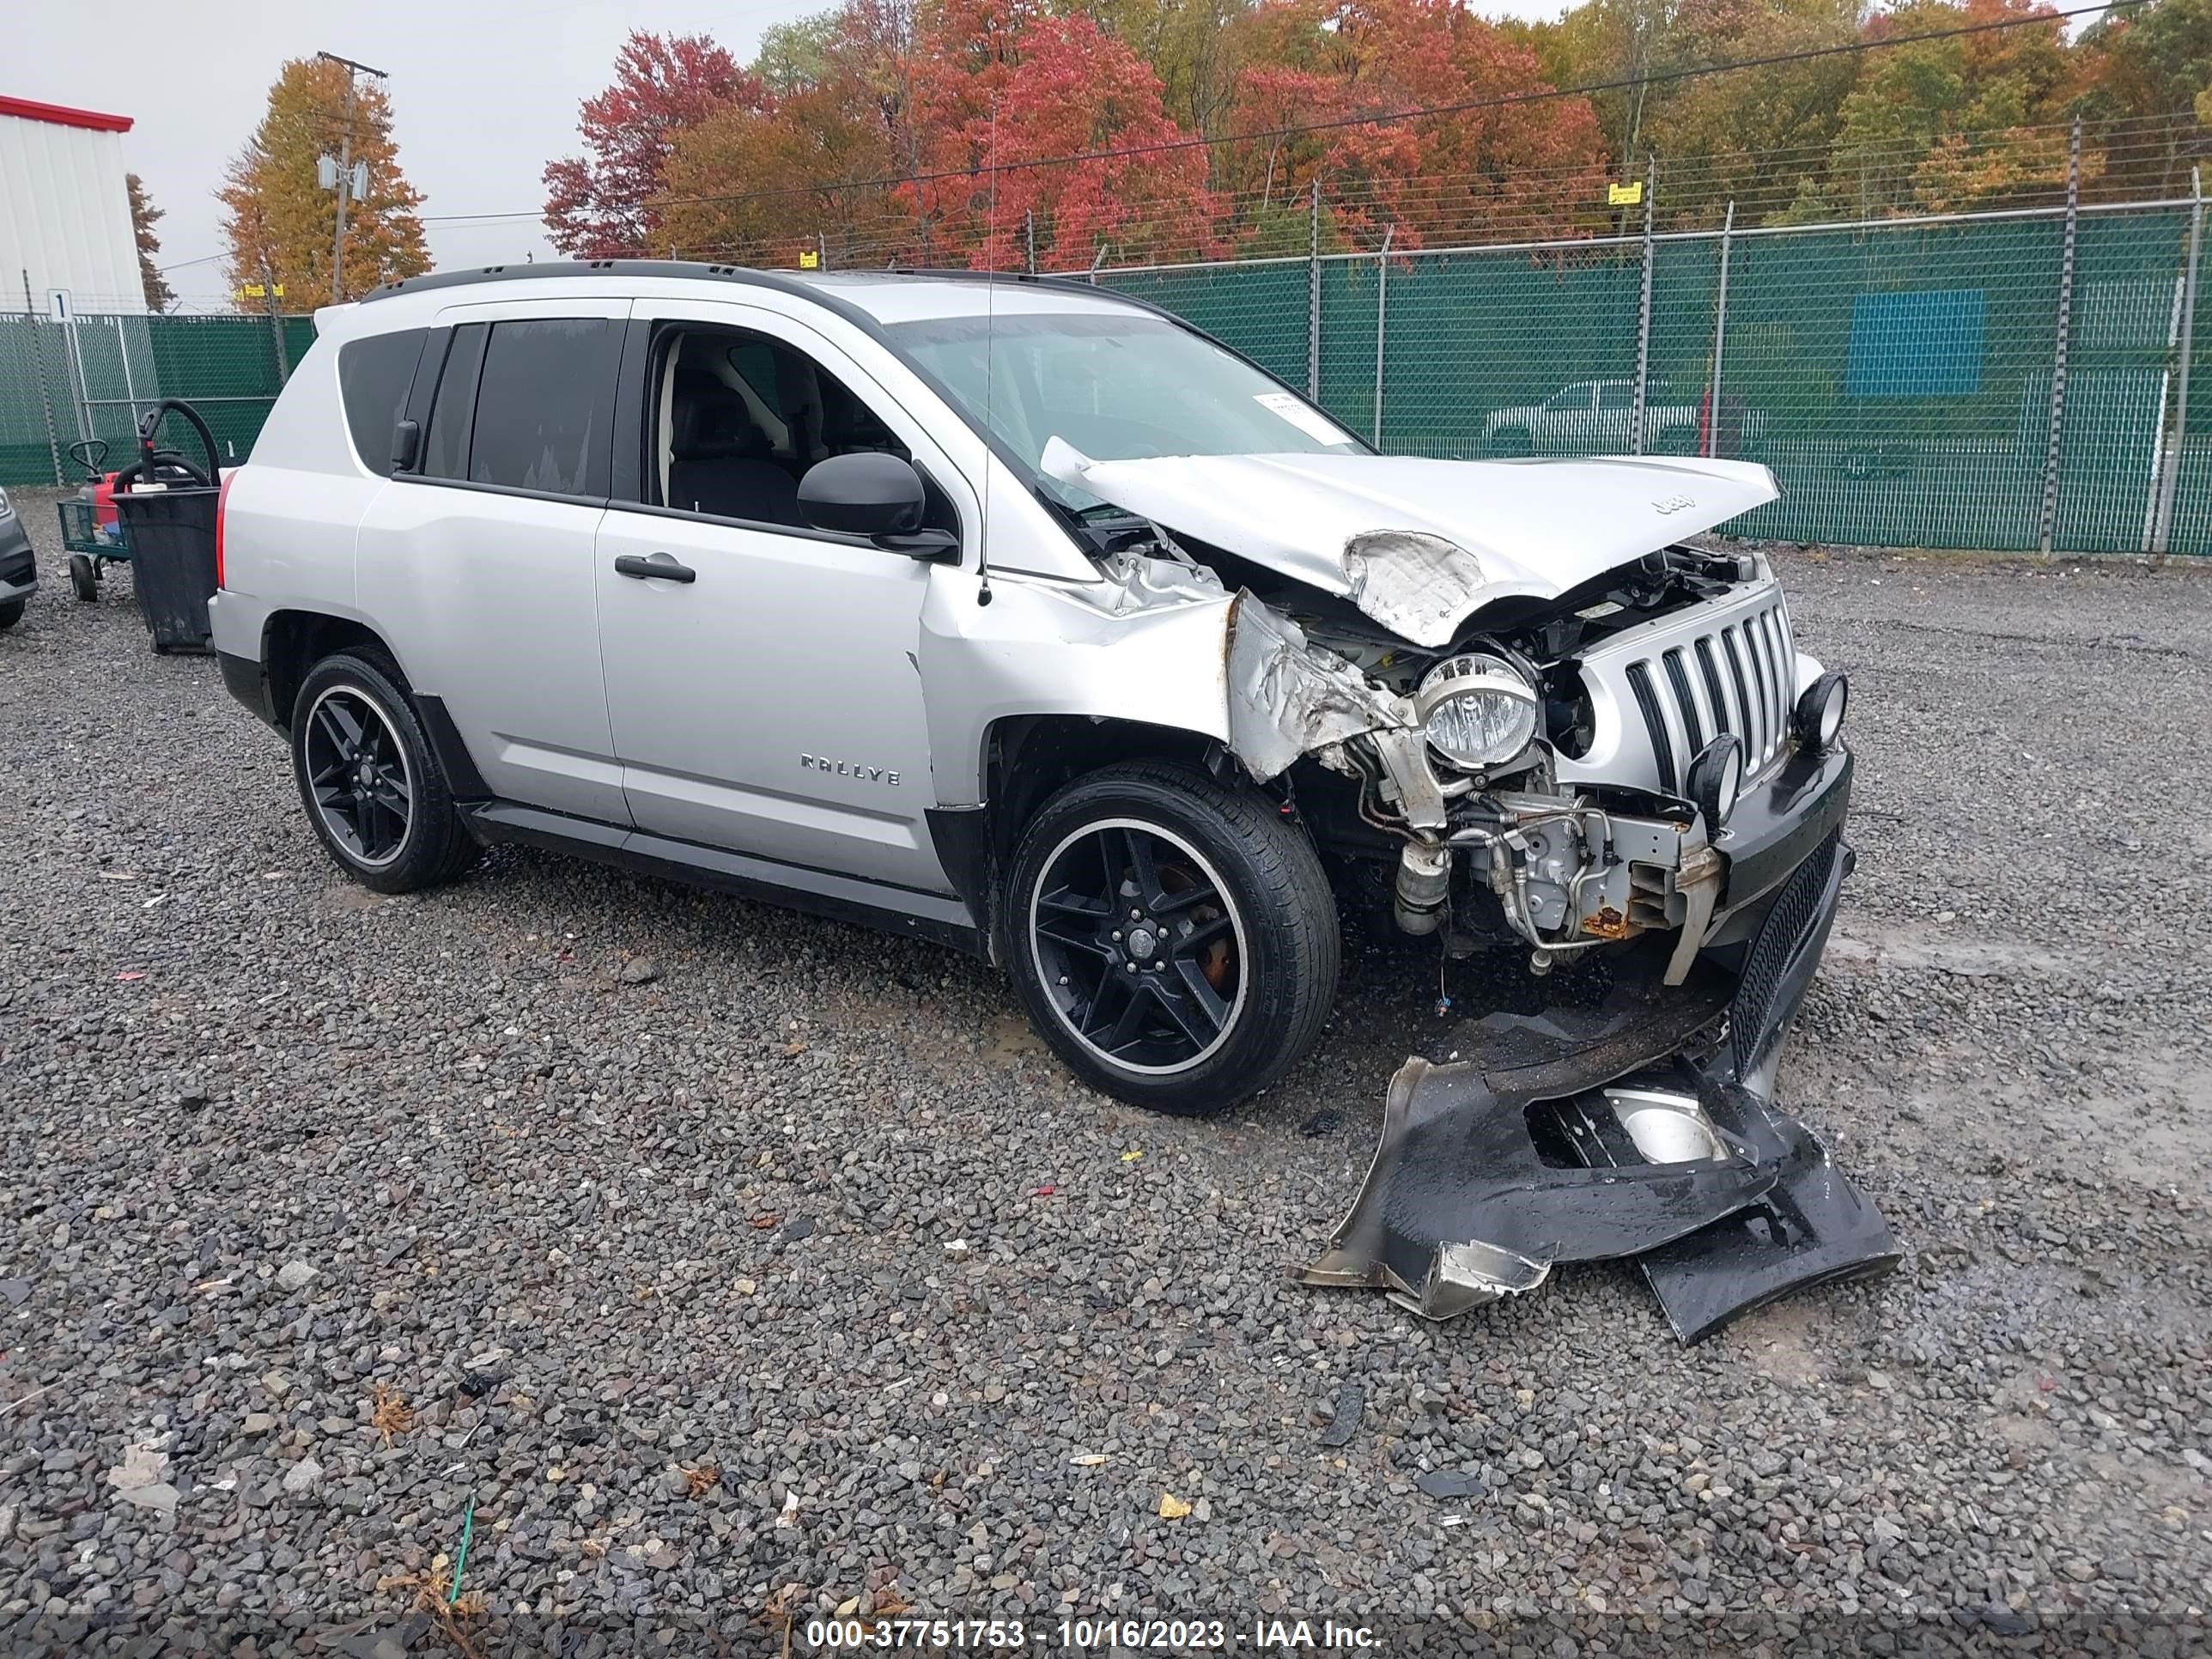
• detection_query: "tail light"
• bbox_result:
[215,469,237,589]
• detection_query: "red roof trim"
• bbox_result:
[0,95,134,134]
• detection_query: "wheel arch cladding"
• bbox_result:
[263,611,400,730]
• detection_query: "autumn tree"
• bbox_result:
[543,32,767,258]
[218,58,428,311]
[1811,0,2072,216]
[1641,0,1866,226]
[127,173,173,313]
[912,9,1222,267]
[1217,0,1608,249]
[1082,0,1253,138]
[753,12,846,95]
[2079,0,2212,196]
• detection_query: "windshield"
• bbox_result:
[885,310,1364,514]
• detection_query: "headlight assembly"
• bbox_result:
[1416,652,1540,770]
[0,486,14,520]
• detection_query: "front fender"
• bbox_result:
[917,564,1235,806]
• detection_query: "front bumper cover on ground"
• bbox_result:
[1298,829,1898,1340]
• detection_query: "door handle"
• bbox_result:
[614,552,696,584]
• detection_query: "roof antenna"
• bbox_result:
[976,98,999,607]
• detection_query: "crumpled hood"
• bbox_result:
[1041,439,1780,647]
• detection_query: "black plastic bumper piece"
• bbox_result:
[1597,1077,1899,1344]
[218,649,277,726]
[1716,744,1852,909]
[1301,829,1898,1340]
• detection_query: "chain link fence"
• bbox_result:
[1105,190,2210,556]
[5,183,2203,556]
[0,309,313,488]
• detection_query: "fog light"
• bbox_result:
[1795,672,1848,752]
[1686,734,1744,829]
[1603,1085,1727,1164]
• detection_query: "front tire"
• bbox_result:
[1003,761,1340,1115]
[0,599,22,631]
[290,651,479,895]
[70,555,98,601]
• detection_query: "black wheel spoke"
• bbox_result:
[1173,958,1232,1033]
[1037,886,1109,922]
[1078,969,1135,1042]
[1152,877,1220,916]
[316,701,363,754]
[1038,919,1115,962]
[1175,914,1235,954]
[1150,974,1220,1051]
[1096,981,1157,1055]
[1117,828,1167,911]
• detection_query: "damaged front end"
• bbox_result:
[1048,442,1887,1338]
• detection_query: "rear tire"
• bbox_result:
[1003,760,1340,1115]
[290,650,480,895]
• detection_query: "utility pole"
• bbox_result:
[318,52,387,304]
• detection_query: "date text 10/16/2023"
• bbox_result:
[801,1617,1382,1650]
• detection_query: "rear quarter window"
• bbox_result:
[337,329,428,475]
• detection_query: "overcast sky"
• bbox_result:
[9,0,1574,304]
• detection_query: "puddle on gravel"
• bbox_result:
[2047,1058,2212,1191]
[1825,923,2081,980]
[985,1013,1046,1063]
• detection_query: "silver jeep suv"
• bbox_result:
[212,261,1853,1117]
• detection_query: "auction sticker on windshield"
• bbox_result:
[1253,392,1356,446]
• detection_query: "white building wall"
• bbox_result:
[0,112,146,315]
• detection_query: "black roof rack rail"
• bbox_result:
[358,258,836,306]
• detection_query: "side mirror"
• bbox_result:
[390,419,421,473]
[795,452,917,532]
[797,453,959,562]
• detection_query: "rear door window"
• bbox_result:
[337,328,426,475]
[465,318,623,497]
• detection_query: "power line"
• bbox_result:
[421,0,2141,228]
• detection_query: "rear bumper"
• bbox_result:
[218,647,280,727]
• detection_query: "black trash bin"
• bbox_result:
[111,399,222,655]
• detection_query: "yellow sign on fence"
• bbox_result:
[798,250,820,270]
[1607,180,1644,208]
[239,283,286,301]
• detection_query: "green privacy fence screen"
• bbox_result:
[4,196,2203,556]
[1104,197,2211,557]
[0,312,313,489]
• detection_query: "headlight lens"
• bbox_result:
[0,486,14,520]
[1417,653,1540,769]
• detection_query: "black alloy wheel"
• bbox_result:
[302,685,414,867]
[1030,817,1249,1075]
[289,650,480,895]
[1004,761,1340,1115]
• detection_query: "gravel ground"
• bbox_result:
[2,489,2209,1656]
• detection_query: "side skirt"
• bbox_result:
[462,801,987,958]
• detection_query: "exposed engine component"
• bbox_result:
[1391,842,1452,935]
